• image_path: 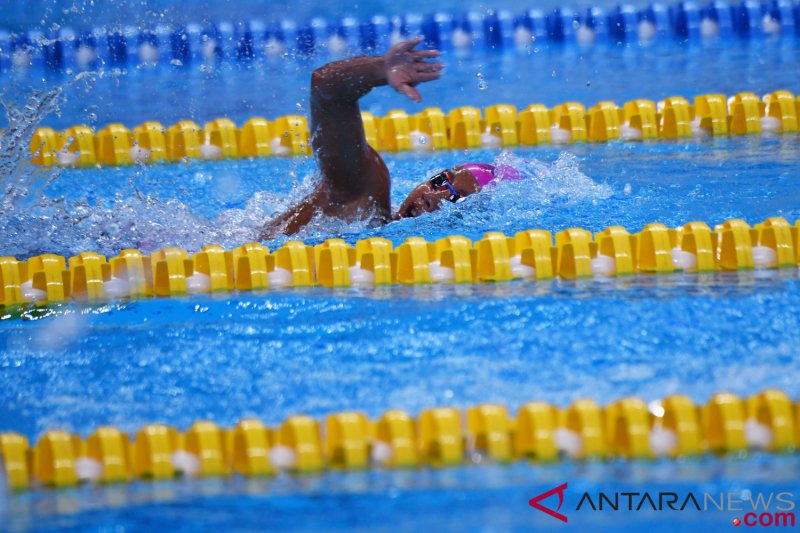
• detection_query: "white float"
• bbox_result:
[762,15,781,35]
[410,130,433,151]
[576,26,596,45]
[326,34,347,55]
[267,267,293,288]
[689,117,710,137]
[130,145,152,163]
[270,137,292,156]
[554,427,582,459]
[199,143,223,160]
[264,37,284,58]
[480,131,502,148]
[103,277,132,299]
[638,20,657,41]
[20,280,47,302]
[75,457,103,482]
[509,254,535,279]
[348,263,375,285]
[760,115,781,132]
[649,427,678,457]
[171,450,201,476]
[620,122,643,141]
[671,247,698,271]
[370,441,393,466]
[138,43,159,63]
[591,254,616,276]
[752,245,777,269]
[744,418,773,449]
[514,26,534,49]
[76,45,97,67]
[700,18,720,38]
[550,125,572,144]
[428,260,455,283]
[185,271,211,294]
[201,39,218,62]
[452,28,472,49]
[268,445,296,469]
[56,150,80,167]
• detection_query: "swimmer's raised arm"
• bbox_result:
[259,38,442,239]
[310,38,443,197]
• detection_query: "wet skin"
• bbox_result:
[258,39,482,240]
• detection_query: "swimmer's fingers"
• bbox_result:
[412,71,442,83]
[396,82,423,103]
[395,37,423,52]
[412,49,440,59]
[415,62,443,73]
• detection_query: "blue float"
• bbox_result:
[672,1,702,39]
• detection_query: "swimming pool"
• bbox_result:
[1,0,800,531]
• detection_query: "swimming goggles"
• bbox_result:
[428,169,464,203]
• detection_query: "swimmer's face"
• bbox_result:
[397,166,480,218]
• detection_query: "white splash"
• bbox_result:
[33,312,86,349]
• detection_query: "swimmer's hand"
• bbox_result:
[384,38,443,103]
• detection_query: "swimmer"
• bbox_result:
[259,38,506,239]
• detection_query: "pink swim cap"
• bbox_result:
[461,163,523,188]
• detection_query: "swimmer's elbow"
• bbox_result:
[311,68,338,103]
[311,65,358,103]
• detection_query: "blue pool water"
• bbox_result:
[2,1,800,531]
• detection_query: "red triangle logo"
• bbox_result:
[529,483,569,523]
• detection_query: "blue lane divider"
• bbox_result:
[2,0,799,72]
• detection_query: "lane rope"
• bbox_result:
[2,0,798,71]
[25,89,800,168]
[1,216,798,306]
[1,388,796,490]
